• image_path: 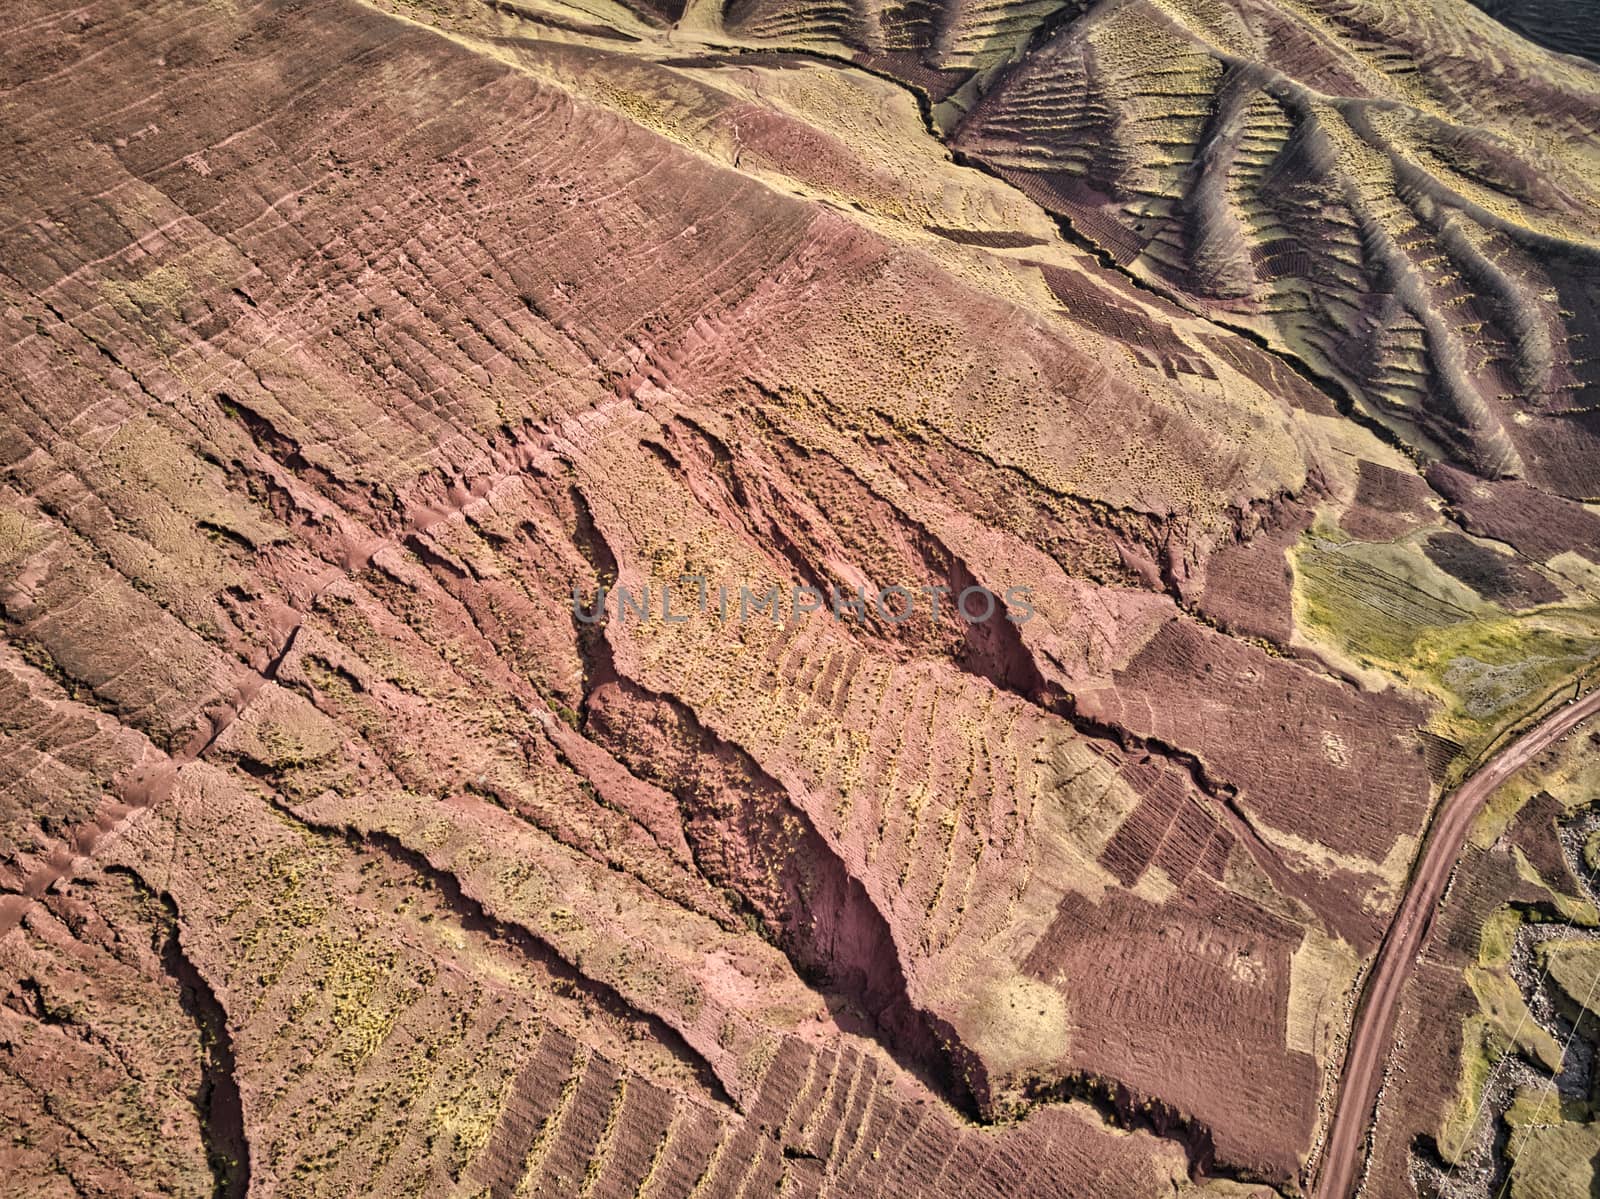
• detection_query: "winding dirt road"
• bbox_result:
[1315,685,1600,1198]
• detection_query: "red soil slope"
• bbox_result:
[1,0,1597,1195]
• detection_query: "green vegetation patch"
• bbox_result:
[1438,909,1572,1162]
[1505,1087,1600,1199]
[1292,531,1600,755]
[1439,1014,1505,1163]
[1539,940,1600,1021]
[1466,962,1563,1072]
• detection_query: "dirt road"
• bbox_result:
[1315,686,1600,1198]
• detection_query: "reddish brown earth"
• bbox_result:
[1,0,1597,1196]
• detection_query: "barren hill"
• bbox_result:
[1,0,1597,1195]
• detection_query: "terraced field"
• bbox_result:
[0,0,1596,1196]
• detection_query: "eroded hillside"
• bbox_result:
[1,0,1597,1195]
